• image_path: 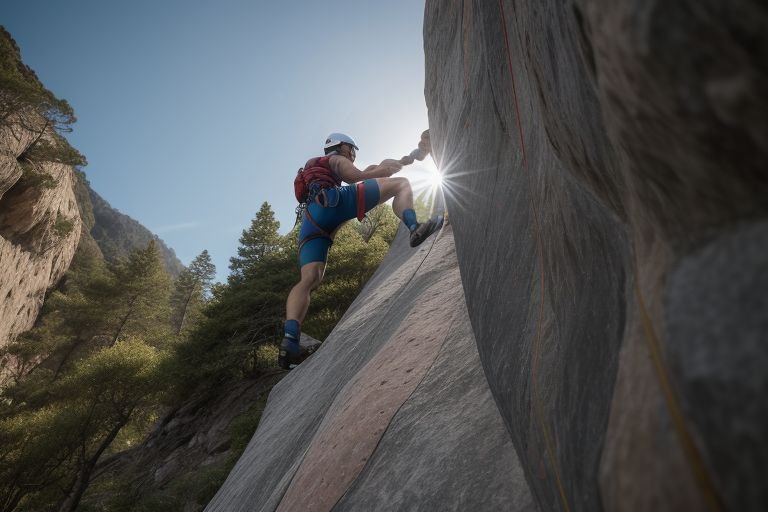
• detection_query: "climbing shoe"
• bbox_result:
[278,337,320,370]
[409,215,444,248]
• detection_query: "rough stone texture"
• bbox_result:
[666,222,768,509]
[0,124,82,351]
[425,1,767,511]
[205,226,534,511]
[334,301,532,512]
[425,3,626,511]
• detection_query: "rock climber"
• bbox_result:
[279,131,441,370]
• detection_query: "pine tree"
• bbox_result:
[0,242,174,511]
[228,202,281,280]
[106,240,172,346]
[0,339,165,512]
[1,241,114,385]
[0,28,86,167]
[171,250,216,335]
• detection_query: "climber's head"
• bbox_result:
[323,132,358,162]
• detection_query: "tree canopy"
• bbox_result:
[0,199,398,511]
[0,27,85,167]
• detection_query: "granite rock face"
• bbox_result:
[205,226,534,512]
[0,123,81,351]
[424,1,767,511]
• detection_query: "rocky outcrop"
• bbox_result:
[0,123,81,350]
[205,225,534,511]
[424,1,767,511]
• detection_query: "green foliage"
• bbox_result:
[172,237,297,385]
[0,27,85,167]
[87,189,184,277]
[414,189,435,220]
[79,454,234,512]
[2,245,114,385]
[171,200,394,392]
[229,395,268,453]
[77,394,268,512]
[229,201,281,280]
[53,212,75,239]
[0,339,167,512]
[0,241,176,511]
[170,250,216,335]
[107,241,173,346]
[17,163,57,189]
[19,133,87,167]
[357,203,399,243]
[0,193,396,509]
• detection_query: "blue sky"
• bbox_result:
[2,0,433,282]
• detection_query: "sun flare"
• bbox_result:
[428,163,443,189]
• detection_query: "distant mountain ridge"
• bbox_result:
[75,171,184,277]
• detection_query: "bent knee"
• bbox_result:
[392,177,409,189]
[377,176,411,196]
[308,275,323,290]
[299,268,324,289]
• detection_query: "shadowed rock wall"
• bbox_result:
[205,226,534,512]
[424,1,767,511]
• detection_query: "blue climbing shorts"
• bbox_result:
[298,179,381,266]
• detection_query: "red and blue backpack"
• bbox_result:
[293,155,367,227]
[294,156,341,204]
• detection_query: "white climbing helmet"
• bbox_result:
[323,132,359,154]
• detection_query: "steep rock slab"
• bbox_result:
[425,2,626,511]
[334,296,533,512]
[206,226,533,511]
[276,277,458,512]
[425,1,767,511]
